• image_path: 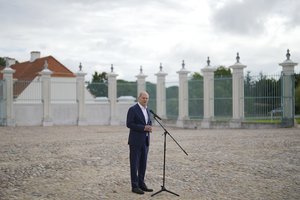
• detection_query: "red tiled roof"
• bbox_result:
[0,55,76,97]
[0,55,75,80]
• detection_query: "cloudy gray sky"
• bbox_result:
[1,0,299,82]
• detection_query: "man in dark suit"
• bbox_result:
[126,91,153,195]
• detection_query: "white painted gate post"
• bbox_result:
[108,64,119,125]
[279,49,298,127]
[136,66,147,96]
[155,63,167,119]
[177,60,190,127]
[76,63,87,126]
[229,53,246,128]
[201,57,216,128]
[1,60,15,126]
[39,60,53,126]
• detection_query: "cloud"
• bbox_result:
[210,0,299,35]
[0,0,299,83]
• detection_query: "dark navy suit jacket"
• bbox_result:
[127,103,152,146]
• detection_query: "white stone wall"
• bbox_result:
[14,103,43,126]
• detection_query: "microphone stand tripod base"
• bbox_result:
[151,185,179,197]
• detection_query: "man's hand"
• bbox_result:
[144,125,152,132]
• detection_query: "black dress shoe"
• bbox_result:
[132,187,144,194]
[140,185,153,192]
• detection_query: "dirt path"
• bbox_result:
[0,126,299,200]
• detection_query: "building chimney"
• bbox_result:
[4,57,16,67]
[30,51,41,62]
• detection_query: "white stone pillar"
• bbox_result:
[136,66,147,96]
[155,63,167,119]
[279,49,298,127]
[39,60,53,126]
[1,62,15,126]
[201,57,216,128]
[229,53,246,125]
[108,64,119,125]
[76,63,87,126]
[176,60,190,127]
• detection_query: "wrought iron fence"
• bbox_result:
[166,81,178,119]
[244,74,281,120]
[214,76,232,120]
[0,80,4,125]
[117,81,137,98]
[146,82,156,112]
[188,79,203,119]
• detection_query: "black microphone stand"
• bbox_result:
[151,114,188,197]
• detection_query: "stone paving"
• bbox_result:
[0,126,299,200]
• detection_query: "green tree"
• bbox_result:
[214,66,232,77]
[117,79,137,97]
[0,57,6,66]
[191,72,203,80]
[87,71,108,97]
[92,71,107,83]
[295,73,300,87]
[146,82,156,111]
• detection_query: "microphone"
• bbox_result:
[150,109,162,120]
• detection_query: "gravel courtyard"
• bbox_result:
[0,125,299,200]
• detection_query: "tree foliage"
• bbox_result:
[86,71,108,97]
[117,79,137,97]
[214,66,232,77]
[92,71,107,83]
[191,72,203,80]
[0,57,6,66]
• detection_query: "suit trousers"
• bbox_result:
[129,143,149,189]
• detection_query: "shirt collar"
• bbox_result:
[138,102,147,110]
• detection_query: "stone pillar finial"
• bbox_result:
[159,63,163,72]
[140,66,143,74]
[236,52,240,63]
[79,62,82,71]
[207,57,210,66]
[182,60,185,69]
[286,49,290,60]
[136,65,147,97]
[111,64,114,72]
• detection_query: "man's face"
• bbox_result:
[138,93,149,107]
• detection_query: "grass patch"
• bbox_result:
[244,119,281,124]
